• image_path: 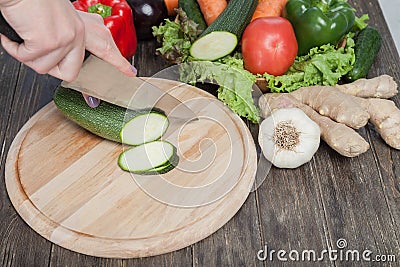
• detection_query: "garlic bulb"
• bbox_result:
[258,108,321,169]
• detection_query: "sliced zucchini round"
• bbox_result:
[120,112,169,146]
[118,141,177,174]
[190,31,238,61]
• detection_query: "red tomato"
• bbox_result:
[241,17,298,76]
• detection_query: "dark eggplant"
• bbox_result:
[127,0,168,40]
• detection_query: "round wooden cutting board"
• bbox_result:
[5,79,257,258]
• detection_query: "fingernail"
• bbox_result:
[131,65,137,75]
[87,96,100,108]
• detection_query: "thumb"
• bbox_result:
[1,34,20,60]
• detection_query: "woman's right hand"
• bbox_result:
[0,0,136,108]
[0,0,87,81]
[0,0,135,83]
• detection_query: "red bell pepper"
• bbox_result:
[73,0,137,59]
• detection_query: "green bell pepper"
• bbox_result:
[284,0,356,55]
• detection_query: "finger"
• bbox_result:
[85,32,135,77]
[1,34,75,76]
[56,45,85,81]
[2,34,67,76]
[1,34,22,59]
[22,47,71,75]
[89,45,135,77]
[82,93,100,108]
[131,65,138,76]
[1,34,55,63]
[47,45,85,81]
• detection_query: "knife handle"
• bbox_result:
[0,12,90,59]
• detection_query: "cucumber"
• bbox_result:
[53,86,167,145]
[345,27,382,82]
[118,141,178,174]
[178,0,206,31]
[200,0,257,38]
[190,31,238,60]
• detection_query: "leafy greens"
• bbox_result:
[179,54,260,123]
[152,8,201,64]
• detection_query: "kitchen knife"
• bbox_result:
[0,13,197,121]
[61,55,197,121]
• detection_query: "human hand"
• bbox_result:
[0,0,135,81]
[0,0,88,81]
[0,0,136,107]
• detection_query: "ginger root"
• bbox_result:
[290,86,370,129]
[334,75,398,99]
[259,74,400,157]
[356,98,400,149]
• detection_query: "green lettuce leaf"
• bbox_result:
[179,56,259,123]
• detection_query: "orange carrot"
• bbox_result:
[197,0,228,25]
[251,0,289,21]
[164,0,179,16]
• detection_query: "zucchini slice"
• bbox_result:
[120,112,169,146]
[190,31,238,61]
[142,162,176,175]
[118,141,177,174]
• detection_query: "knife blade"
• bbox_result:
[61,55,197,121]
[0,13,197,122]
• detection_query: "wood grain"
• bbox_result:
[0,54,57,266]
[255,2,400,266]
[1,0,399,265]
[5,80,257,258]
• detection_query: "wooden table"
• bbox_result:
[1,0,399,266]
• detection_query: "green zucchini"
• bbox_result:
[118,141,178,174]
[178,0,206,31]
[200,0,257,38]
[120,112,169,146]
[190,31,238,60]
[137,152,179,175]
[53,86,168,145]
[345,27,382,82]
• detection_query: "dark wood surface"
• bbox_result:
[1,0,399,266]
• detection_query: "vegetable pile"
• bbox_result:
[151,0,372,123]
[151,0,400,168]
